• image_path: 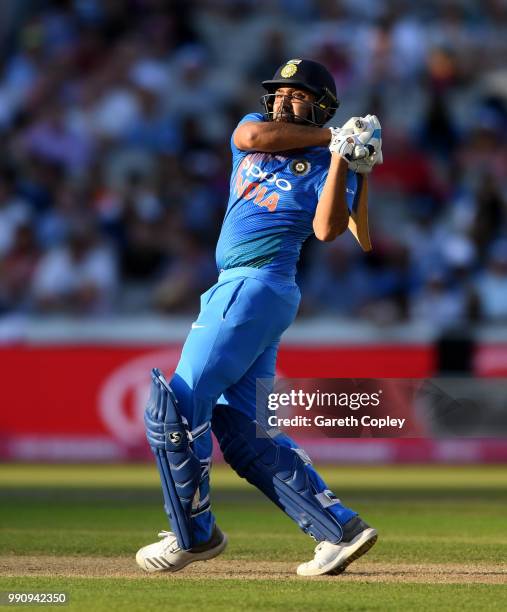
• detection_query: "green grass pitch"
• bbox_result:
[0,464,506,611]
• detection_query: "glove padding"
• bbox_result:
[340,115,383,174]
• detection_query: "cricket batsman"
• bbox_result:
[136,59,382,576]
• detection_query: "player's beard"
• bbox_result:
[273,110,310,124]
[273,108,295,122]
[272,103,311,124]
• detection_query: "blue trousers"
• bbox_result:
[169,267,356,544]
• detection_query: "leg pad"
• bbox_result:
[211,405,343,543]
[145,368,208,550]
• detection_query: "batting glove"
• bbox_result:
[348,156,376,174]
[343,114,383,172]
[328,128,370,161]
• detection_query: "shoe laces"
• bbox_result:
[157,530,180,554]
[314,541,326,554]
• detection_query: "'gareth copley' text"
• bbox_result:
[268,415,406,429]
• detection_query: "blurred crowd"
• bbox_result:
[0,0,506,328]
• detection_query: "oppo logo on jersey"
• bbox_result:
[242,158,292,191]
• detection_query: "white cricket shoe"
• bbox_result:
[297,518,377,577]
[136,525,227,573]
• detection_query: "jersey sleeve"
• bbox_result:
[316,170,327,201]
[230,112,265,163]
[316,168,358,214]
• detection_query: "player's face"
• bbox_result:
[272,87,315,123]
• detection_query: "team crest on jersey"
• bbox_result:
[290,159,311,176]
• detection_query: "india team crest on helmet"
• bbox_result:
[290,159,311,176]
[281,63,298,78]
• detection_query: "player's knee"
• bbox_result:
[171,367,228,412]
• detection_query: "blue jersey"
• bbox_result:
[215,113,359,277]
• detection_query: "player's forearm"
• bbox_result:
[234,121,330,152]
[313,154,349,241]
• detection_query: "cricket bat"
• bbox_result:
[348,174,372,251]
